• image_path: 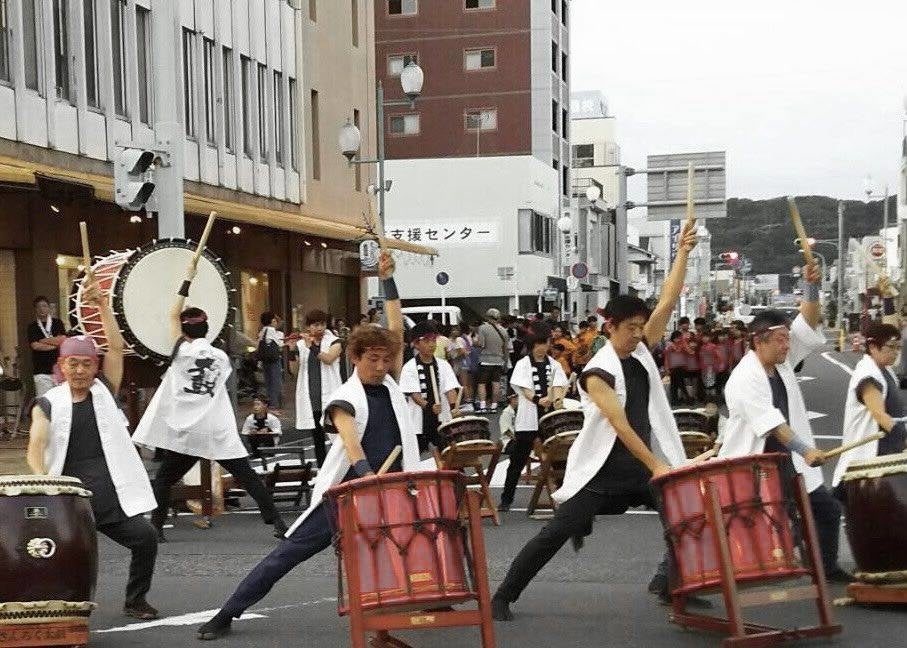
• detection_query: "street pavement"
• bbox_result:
[60,348,907,646]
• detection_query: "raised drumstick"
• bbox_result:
[822,432,886,460]
[685,162,697,229]
[79,221,93,276]
[189,211,218,275]
[787,197,816,267]
[691,447,718,464]
[377,445,402,475]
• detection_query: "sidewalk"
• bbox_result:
[0,437,28,475]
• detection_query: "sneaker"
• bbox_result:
[570,534,585,552]
[124,599,159,620]
[648,572,667,594]
[826,567,856,583]
[491,596,513,621]
[197,613,233,640]
[497,502,511,513]
[272,516,289,539]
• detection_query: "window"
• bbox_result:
[353,108,361,190]
[573,144,593,167]
[351,0,358,47]
[52,0,71,101]
[561,52,567,80]
[182,28,195,136]
[389,114,419,135]
[465,0,495,9]
[310,89,320,179]
[551,40,558,72]
[562,164,568,197]
[136,7,151,124]
[241,56,253,157]
[551,99,558,132]
[387,53,417,76]
[562,107,568,138]
[518,209,553,255]
[257,64,268,158]
[551,0,557,14]
[222,47,233,152]
[289,77,298,170]
[561,0,567,26]
[0,1,9,83]
[83,0,99,106]
[308,0,316,21]
[273,71,283,165]
[203,38,216,144]
[111,0,127,116]
[464,48,495,70]
[388,0,417,16]
[465,108,496,131]
[23,0,43,93]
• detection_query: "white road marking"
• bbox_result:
[807,411,827,420]
[814,434,843,440]
[94,610,266,633]
[796,376,816,382]
[821,352,854,376]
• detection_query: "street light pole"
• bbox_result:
[376,81,386,231]
[836,200,845,331]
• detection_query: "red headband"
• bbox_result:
[181,312,208,325]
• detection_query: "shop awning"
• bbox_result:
[0,155,437,256]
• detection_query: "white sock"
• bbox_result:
[479,401,486,410]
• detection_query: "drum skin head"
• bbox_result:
[113,239,233,359]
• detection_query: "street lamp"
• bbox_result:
[584,185,601,203]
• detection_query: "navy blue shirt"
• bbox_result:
[327,383,403,479]
[857,372,907,456]
[764,370,790,456]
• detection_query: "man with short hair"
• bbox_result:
[475,308,510,411]
[27,295,67,398]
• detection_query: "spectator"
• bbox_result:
[474,309,510,411]
[573,320,597,372]
[257,312,284,410]
[698,330,720,399]
[367,308,380,325]
[590,322,609,356]
[551,324,576,375]
[240,395,282,466]
[728,320,748,369]
[27,296,67,397]
[665,331,690,406]
[434,323,451,361]
[498,391,518,454]
[677,316,691,334]
[714,328,731,398]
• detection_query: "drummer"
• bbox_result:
[497,333,569,512]
[196,250,422,641]
[26,277,160,620]
[719,263,852,583]
[400,319,461,454]
[133,278,286,541]
[492,221,699,621]
[831,322,906,499]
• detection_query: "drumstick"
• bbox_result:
[377,445,402,475]
[429,364,441,410]
[822,432,886,460]
[79,221,93,276]
[691,447,717,464]
[787,197,816,267]
[685,162,697,229]
[189,211,217,275]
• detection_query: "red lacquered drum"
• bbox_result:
[0,475,98,624]
[653,454,805,595]
[325,471,473,614]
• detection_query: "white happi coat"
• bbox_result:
[133,338,247,460]
[399,356,460,435]
[553,341,686,505]
[295,331,344,430]
[831,354,898,486]
[509,355,569,432]
[44,380,156,517]
[285,368,421,535]
[719,314,826,493]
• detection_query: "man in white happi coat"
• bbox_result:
[290,309,343,467]
[492,222,701,620]
[133,279,284,541]
[399,319,461,453]
[27,277,159,620]
[831,321,906,498]
[719,263,851,582]
[196,250,422,641]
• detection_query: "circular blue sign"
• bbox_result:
[436,272,449,286]
[571,262,589,280]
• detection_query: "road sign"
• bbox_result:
[869,242,885,259]
[566,276,580,291]
[570,262,588,280]
[542,287,559,302]
[359,240,379,271]
[436,272,449,286]
[645,151,727,221]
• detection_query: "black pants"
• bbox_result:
[309,419,327,468]
[495,482,670,603]
[668,369,688,405]
[98,515,158,605]
[150,450,279,527]
[500,430,538,507]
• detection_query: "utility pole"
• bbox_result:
[836,200,845,331]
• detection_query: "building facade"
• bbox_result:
[0,0,378,378]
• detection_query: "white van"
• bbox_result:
[401,306,463,327]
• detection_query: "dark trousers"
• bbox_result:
[307,418,327,468]
[668,368,688,405]
[495,484,669,603]
[808,486,842,573]
[500,431,538,507]
[262,360,283,409]
[150,450,279,527]
[98,515,158,605]
[221,504,332,617]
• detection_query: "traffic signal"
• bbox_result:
[719,251,739,263]
[114,148,156,211]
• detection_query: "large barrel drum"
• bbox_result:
[0,475,98,625]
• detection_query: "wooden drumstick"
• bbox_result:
[822,432,886,460]
[189,211,217,275]
[79,221,93,276]
[685,162,697,229]
[691,447,718,464]
[377,445,402,475]
[429,364,441,410]
[787,197,816,267]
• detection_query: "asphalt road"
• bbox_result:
[82,348,905,647]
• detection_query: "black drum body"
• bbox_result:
[538,409,584,441]
[438,416,490,444]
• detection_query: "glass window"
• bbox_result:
[562,107,568,138]
[464,48,494,70]
[273,71,283,166]
[0,1,9,84]
[182,28,195,137]
[561,52,568,80]
[203,38,215,144]
[562,164,568,197]
[388,0,417,16]
[289,78,298,170]
[551,99,558,132]
[465,0,495,8]
[52,0,71,101]
[551,40,557,72]
[23,0,43,93]
[387,53,417,76]
[83,0,98,106]
[561,0,567,26]
[111,0,127,116]
[351,0,358,47]
[465,108,496,131]
[257,63,268,158]
[241,55,253,157]
[518,209,552,256]
[136,7,151,124]
[389,114,419,135]
[310,88,320,179]
[573,144,593,167]
[222,47,233,152]
[308,0,316,21]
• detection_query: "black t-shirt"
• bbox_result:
[327,383,403,479]
[530,359,550,422]
[764,371,790,456]
[857,372,907,455]
[413,357,440,434]
[307,339,341,416]
[27,317,66,375]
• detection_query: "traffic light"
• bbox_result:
[114,148,156,211]
[719,251,739,264]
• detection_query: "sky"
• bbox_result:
[570,0,907,202]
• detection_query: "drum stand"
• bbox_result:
[433,442,502,526]
[669,475,841,647]
[0,621,89,647]
[340,492,495,648]
[847,573,907,605]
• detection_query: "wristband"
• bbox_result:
[786,435,812,457]
[353,459,372,477]
[889,421,907,437]
[381,278,400,300]
[178,280,192,297]
[883,297,895,316]
[802,282,820,302]
[532,395,541,404]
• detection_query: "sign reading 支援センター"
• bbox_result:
[385,223,498,246]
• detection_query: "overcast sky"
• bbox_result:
[570,0,906,202]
